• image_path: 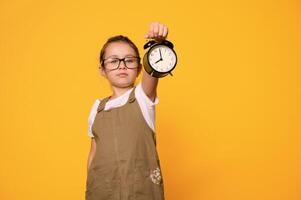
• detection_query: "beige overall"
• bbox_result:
[85,86,165,200]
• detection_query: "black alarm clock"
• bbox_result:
[143,39,177,78]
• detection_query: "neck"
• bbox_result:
[109,85,134,100]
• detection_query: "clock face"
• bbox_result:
[148,44,177,73]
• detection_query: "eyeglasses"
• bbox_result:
[101,56,140,71]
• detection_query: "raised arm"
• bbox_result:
[141,69,159,102]
[142,22,169,101]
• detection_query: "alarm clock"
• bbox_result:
[143,39,177,78]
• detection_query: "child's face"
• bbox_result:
[100,42,141,88]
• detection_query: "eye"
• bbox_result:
[108,59,119,64]
[125,59,134,63]
[125,57,137,63]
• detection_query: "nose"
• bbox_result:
[118,60,127,69]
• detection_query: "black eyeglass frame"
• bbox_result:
[100,56,141,71]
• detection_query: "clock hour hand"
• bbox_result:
[155,59,161,64]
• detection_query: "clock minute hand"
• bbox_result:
[154,49,164,64]
[159,48,162,59]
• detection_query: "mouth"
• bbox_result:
[117,73,128,77]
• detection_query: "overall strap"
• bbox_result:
[127,86,136,103]
[97,96,110,113]
[97,86,136,113]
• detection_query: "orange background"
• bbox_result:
[0,0,300,199]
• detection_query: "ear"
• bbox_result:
[99,65,107,78]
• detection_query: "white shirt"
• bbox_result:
[87,82,159,138]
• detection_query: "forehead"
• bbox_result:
[104,41,137,58]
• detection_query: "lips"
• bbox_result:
[117,73,128,76]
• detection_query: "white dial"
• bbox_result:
[148,45,177,73]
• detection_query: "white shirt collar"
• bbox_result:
[106,87,135,104]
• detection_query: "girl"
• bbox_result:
[85,22,169,200]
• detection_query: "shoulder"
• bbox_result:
[87,99,101,138]
[135,82,159,108]
[88,99,101,116]
[92,98,101,110]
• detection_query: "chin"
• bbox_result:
[114,81,135,88]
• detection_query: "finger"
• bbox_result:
[149,23,154,34]
[150,23,156,38]
[145,23,154,39]
[144,30,151,39]
[149,30,154,38]
[144,31,148,38]
[162,26,168,38]
[153,22,159,37]
[158,24,164,37]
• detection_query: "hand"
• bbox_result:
[144,22,169,42]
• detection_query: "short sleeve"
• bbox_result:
[135,82,159,108]
[87,99,100,138]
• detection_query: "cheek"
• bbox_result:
[128,70,139,77]
[105,71,117,80]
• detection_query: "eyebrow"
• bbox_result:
[105,54,137,59]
